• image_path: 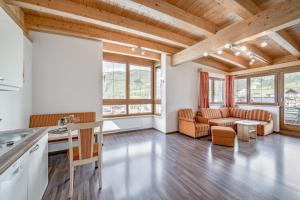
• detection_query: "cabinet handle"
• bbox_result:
[0,77,4,81]
[30,144,39,153]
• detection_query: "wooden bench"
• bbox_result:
[29,112,96,143]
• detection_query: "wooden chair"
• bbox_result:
[67,121,103,198]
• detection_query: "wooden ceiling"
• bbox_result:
[2,0,300,73]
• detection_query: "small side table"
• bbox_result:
[235,120,260,141]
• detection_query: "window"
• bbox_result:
[103,61,126,99]
[130,65,151,99]
[102,59,153,117]
[154,66,162,115]
[209,78,224,104]
[234,78,247,103]
[250,75,275,103]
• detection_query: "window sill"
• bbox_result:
[104,114,154,120]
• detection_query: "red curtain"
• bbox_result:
[225,75,234,107]
[199,72,209,108]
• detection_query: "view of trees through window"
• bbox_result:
[103,61,126,99]
[250,75,275,103]
[102,60,153,116]
[234,78,247,103]
[130,65,151,99]
[209,78,224,104]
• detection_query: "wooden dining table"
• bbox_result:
[47,120,120,143]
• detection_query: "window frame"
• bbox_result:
[234,73,278,105]
[154,65,162,115]
[209,77,225,105]
[102,54,154,118]
[234,78,248,104]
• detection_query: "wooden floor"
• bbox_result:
[43,129,300,200]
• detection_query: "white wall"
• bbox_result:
[153,55,203,133]
[30,32,102,119]
[0,38,32,131]
[107,116,153,133]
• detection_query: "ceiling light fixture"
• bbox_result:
[261,41,268,47]
[217,50,223,55]
[224,43,231,49]
[246,51,251,56]
[131,47,136,51]
[203,52,208,57]
[141,51,145,55]
[241,46,247,51]
[235,51,240,56]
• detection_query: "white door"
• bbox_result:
[27,134,48,200]
[0,152,29,200]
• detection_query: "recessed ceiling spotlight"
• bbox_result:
[246,51,252,56]
[261,41,268,47]
[235,51,241,56]
[241,46,247,51]
[217,50,223,55]
[141,51,145,55]
[251,59,255,63]
[203,52,208,57]
[224,43,231,49]
[249,62,253,65]
[131,47,136,51]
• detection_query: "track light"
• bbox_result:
[224,43,231,49]
[235,51,240,56]
[131,47,136,51]
[217,50,223,55]
[203,52,208,57]
[141,51,145,55]
[261,41,268,47]
[241,46,247,51]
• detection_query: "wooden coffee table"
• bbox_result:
[235,120,260,141]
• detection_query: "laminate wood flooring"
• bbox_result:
[43,129,300,200]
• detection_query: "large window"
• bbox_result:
[234,78,247,103]
[154,66,162,115]
[102,59,153,117]
[209,78,224,104]
[250,75,275,103]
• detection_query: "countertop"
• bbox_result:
[0,127,48,175]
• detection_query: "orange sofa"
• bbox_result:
[196,108,274,136]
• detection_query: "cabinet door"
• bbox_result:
[0,152,29,200]
[28,134,48,200]
[0,8,23,89]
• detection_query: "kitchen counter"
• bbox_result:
[0,127,48,175]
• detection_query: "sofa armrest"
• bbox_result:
[195,116,209,124]
[179,117,195,122]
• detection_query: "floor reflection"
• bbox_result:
[44,130,300,200]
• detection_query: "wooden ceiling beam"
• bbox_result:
[103,42,160,61]
[102,0,218,37]
[172,0,300,65]
[24,14,180,54]
[219,0,300,60]
[209,51,249,68]
[0,0,28,36]
[8,0,197,48]
[194,57,231,72]
[268,31,300,58]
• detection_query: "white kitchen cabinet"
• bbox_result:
[0,7,24,90]
[0,133,48,200]
[0,151,29,200]
[28,134,48,200]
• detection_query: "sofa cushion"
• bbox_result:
[245,109,272,122]
[230,108,247,118]
[209,117,240,127]
[220,107,230,118]
[200,108,222,119]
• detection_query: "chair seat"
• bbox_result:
[68,143,100,161]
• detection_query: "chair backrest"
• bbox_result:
[178,109,194,119]
[29,112,96,128]
[67,121,103,161]
[199,108,222,119]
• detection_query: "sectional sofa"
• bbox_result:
[196,108,274,136]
